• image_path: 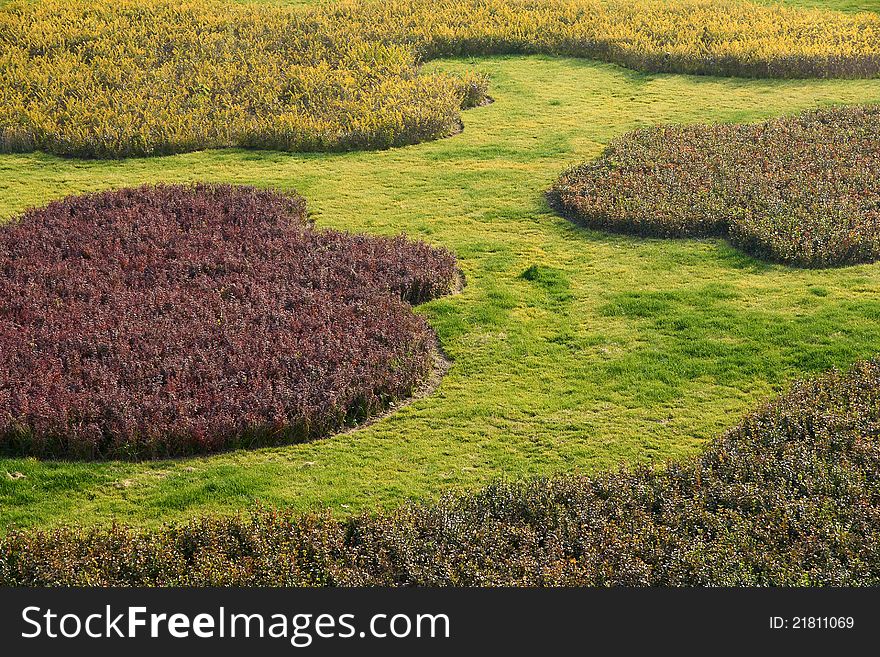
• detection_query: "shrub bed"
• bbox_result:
[1,0,879,157]
[0,184,458,459]
[549,105,880,267]
[2,358,878,585]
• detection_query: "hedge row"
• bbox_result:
[336,0,880,78]
[549,105,880,267]
[2,358,877,585]
[2,0,880,157]
[0,0,490,158]
[0,184,458,459]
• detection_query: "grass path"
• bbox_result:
[772,0,879,11]
[3,56,880,529]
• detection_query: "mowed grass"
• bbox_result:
[772,0,880,12]
[3,55,880,529]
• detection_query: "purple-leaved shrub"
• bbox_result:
[550,105,880,267]
[2,359,878,585]
[0,184,458,459]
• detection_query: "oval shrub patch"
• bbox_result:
[0,184,458,459]
[549,105,880,267]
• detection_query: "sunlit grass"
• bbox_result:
[2,55,880,529]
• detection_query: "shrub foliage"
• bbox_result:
[0,184,458,459]
[550,105,880,267]
[1,0,879,157]
[2,359,878,585]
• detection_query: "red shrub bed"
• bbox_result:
[0,184,458,459]
[2,359,878,586]
[549,105,880,267]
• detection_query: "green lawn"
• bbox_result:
[3,55,880,530]
[774,0,879,11]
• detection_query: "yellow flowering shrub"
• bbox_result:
[0,0,878,157]
[326,0,880,77]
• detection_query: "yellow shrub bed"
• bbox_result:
[1,0,878,157]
